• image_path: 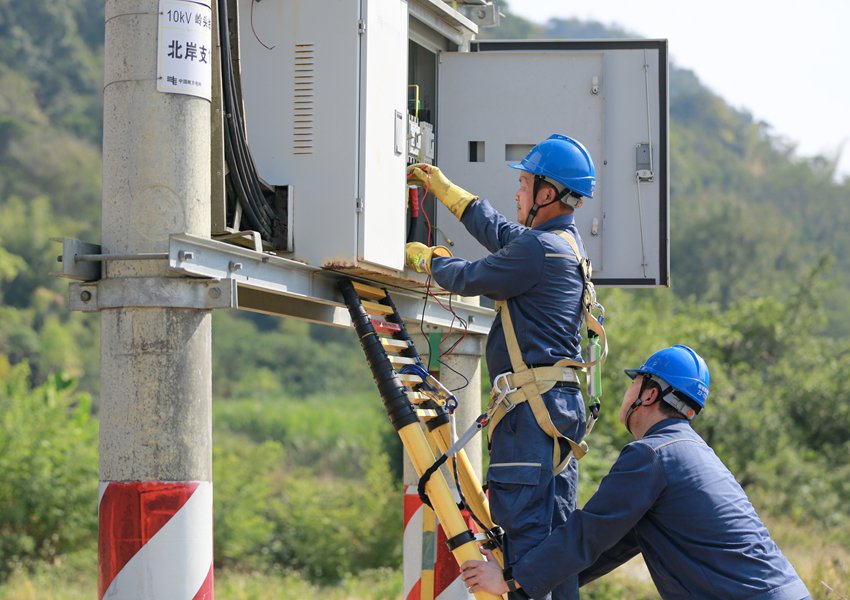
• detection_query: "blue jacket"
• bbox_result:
[512,419,809,600]
[431,199,585,380]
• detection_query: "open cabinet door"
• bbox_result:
[358,0,409,271]
[437,40,669,286]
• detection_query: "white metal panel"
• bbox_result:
[436,41,668,286]
[437,49,604,270]
[358,0,409,270]
[238,0,360,266]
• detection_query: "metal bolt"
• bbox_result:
[80,290,92,302]
[468,315,475,324]
[228,261,243,272]
[178,250,194,261]
[208,287,222,299]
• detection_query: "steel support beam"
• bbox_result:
[168,233,495,334]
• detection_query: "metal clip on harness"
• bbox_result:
[491,371,518,413]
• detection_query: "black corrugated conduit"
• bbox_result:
[217,0,275,240]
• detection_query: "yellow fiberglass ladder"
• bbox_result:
[338,278,504,600]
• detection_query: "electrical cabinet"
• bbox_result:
[238,0,411,273]
[438,41,669,286]
[237,1,669,287]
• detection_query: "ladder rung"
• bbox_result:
[381,338,410,353]
[352,281,387,300]
[406,391,428,403]
[389,355,416,366]
[370,318,401,334]
[361,299,394,316]
[399,373,423,385]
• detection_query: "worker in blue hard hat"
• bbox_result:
[406,134,598,600]
[460,345,810,600]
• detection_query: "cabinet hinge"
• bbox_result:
[358,19,366,35]
[355,196,364,213]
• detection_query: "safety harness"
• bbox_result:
[488,230,608,474]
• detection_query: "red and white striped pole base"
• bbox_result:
[403,485,474,600]
[98,481,213,599]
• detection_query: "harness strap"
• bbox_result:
[503,366,579,390]
[489,300,588,474]
[486,229,607,474]
[553,231,608,371]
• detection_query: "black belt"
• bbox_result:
[553,380,581,389]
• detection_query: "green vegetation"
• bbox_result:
[1,1,849,597]
[0,367,97,578]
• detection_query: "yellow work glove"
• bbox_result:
[405,242,452,274]
[407,163,477,220]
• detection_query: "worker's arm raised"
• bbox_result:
[430,233,544,299]
[457,197,527,254]
[407,163,477,220]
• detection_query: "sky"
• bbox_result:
[504,0,850,180]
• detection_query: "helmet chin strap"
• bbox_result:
[625,377,654,434]
[624,398,642,434]
[524,176,568,227]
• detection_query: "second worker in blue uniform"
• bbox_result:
[459,345,810,600]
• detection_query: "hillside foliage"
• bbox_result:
[0,1,849,597]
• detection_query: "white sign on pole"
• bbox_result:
[157,0,213,101]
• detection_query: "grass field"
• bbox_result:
[1,516,847,600]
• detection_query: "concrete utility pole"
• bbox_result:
[438,344,485,482]
[96,1,214,597]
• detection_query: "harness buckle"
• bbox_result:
[492,371,518,412]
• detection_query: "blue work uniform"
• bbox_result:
[511,419,810,600]
[431,199,587,600]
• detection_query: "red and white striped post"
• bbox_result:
[403,485,475,600]
[98,1,214,597]
[98,482,213,599]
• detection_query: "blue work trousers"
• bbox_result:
[486,386,585,600]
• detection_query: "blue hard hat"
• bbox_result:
[509,134,596,199]
[624,345,710,409]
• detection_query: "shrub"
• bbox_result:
[0,364,97,578]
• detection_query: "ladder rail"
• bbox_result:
[384,292,505,566]
[339,279,504,600]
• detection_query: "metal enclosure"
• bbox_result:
[437,41,669,286]
[237,4,669,288]
[238,0,409,272]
